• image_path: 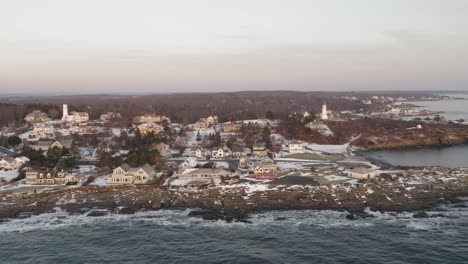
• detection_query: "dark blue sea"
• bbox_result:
[0,199,467,264]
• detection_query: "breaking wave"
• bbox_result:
[0,200,466,233]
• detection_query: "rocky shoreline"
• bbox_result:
[1,169,466,222]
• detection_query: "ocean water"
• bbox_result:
[0,200,467,264]
[406,93,468,121]
[362,144,468,168]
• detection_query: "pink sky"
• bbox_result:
[1,0,468,93]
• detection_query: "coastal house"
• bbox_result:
[31,139,73,151]
[25,169,79,185]
[178,168,229,180]
[179,157,198,169]
[231,143,250,158]
[222,123,241,133]
[288,140,305,154]
[348,167,375,180]
[0,156,30,170]
[252,145,268,158]
[252,157,278,174]
[211,146,230,159]
[107,163,155,184]
[191,147,209,159]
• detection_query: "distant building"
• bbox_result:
[136,122,164,135]
[0,156,29,171]
[133,115,170,124]
[69,125,102,135]
[194,120,208,131]
[178,168,229,180]
[321,103,328,120]
[31,139,73,151]
[100,112,121,121]
[288,140,305,154]
[231,143,250,158]
[238,156,252,170]
[348,167,375,180]
[62,104,89,124]
[222,123,242,133]
[252,157,278,174]
[252,145,268,158]
[211,146,230,159]
[179,157,198,169]
[191,147,209,159]
[30,124,54,139]
[24,110,50,124]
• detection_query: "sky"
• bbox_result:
[1,0,468,94]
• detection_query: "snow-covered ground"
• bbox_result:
[307,143,349,154]
[0,171,19,182]
[90,175,110,186]
[111,128,123,137]
[19,130,34,140]
[76,165,96,176]
[324,175,349,181]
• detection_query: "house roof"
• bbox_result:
[1,156,15,163]
[349,167,373,174]
[185,168,227,175]
[140,163,155,175]
[289,140,303,145]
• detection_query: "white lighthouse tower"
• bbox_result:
[321,103,328,120]
[62,104,69,121]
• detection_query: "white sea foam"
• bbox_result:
[0,201,466,233]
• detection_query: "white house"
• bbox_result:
[62,104,89,124]
[178,168,229,180]
[179,157,198,169]
[191,147,209,159]
[211,146,230,159]
[206,116,218,125]
[348,167,375,180]
[25,169,79,185]
[30,124,54,139]
[252,157,278,174]
[288,140,305,153]
[107,163,155,184]
[321,103,328,120]
[24,110,50,124]
[0,156,30,170]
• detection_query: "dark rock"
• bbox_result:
[274,217,288,221]
[87,210,109,217]
[346,214,355,220]
[413,212,429,218]
[188,210,225,221]
[118,207,136,215]
[17,212,33,219]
